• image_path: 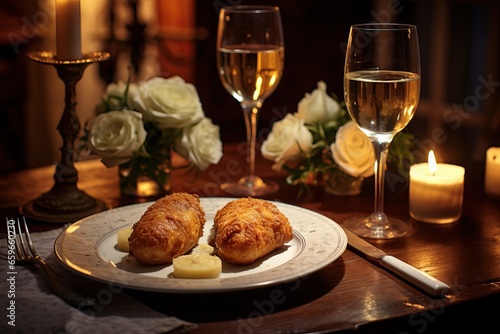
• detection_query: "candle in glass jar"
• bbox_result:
[55,0,82,60]
[485,147,500,199]
[409,151,465,224]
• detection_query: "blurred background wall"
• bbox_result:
[1,0,499,173]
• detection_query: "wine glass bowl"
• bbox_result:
[218,45,283,104]
[216,6,284,196]
[343,23,421,239]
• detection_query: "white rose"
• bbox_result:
[330,121,375,178]
[175,117,223,170]
[133,76,204,129]
[96,81,138,113]
[296,81,341,125]
[261,114,313,170]
[88,110,146,167]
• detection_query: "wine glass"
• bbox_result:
[343,23,421,239]
[216,5,284,196]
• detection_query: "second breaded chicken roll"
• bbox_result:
[129,192,206,265]
[214,197,293,264]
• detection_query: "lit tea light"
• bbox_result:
[136,177,161,197]
[55,0,82,60]
[409,150,465,224]
[485,147,500,199]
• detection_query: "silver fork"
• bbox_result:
[14,217,94,308]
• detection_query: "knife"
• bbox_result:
[342,226,451,297]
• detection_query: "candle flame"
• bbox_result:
[428,150,437,176]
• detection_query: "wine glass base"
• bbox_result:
[220,176,279,197]
[343,215,412,239]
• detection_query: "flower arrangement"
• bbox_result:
[261,81,414,195]
[80,75,223,196]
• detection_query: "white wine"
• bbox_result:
[342,24,420,239]
[218,44,284,103]
[344,70,420,136]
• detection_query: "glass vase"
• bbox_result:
[324,171,364,196]
[118,160,171,197]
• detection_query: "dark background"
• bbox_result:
[1,0,499,173]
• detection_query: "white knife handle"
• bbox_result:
[380,255,451,297]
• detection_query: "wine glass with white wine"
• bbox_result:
[343,23,421,239]
[216,6,284,196]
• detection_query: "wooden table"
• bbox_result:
[1,143,499,333]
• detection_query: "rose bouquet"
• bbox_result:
[261,81,414,195]
[80,76,223,196]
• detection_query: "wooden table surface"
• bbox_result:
[1,143,499,333]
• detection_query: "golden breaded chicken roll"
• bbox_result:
[129,192,206,265]
[214,197,293,264]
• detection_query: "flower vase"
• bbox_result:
[118,161,171,197]
[323,171,364,196]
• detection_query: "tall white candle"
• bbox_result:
[409,151,465,224]
[485,147,500,199]
[56,0,82,60]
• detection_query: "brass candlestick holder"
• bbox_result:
[21,51,110,224]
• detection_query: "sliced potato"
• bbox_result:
[172,244,222,279]
[116,226,133,252]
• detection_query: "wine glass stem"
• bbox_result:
[241,102,261,180]
[370,140,391,227]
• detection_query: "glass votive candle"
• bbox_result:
[485,147,500,199]
[409,163,465,224]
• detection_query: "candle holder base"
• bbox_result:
[21,185,108,224]
[20,50,110,224]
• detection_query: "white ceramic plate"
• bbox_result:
[54,197,347,293]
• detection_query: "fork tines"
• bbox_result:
[13,217,35,262]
